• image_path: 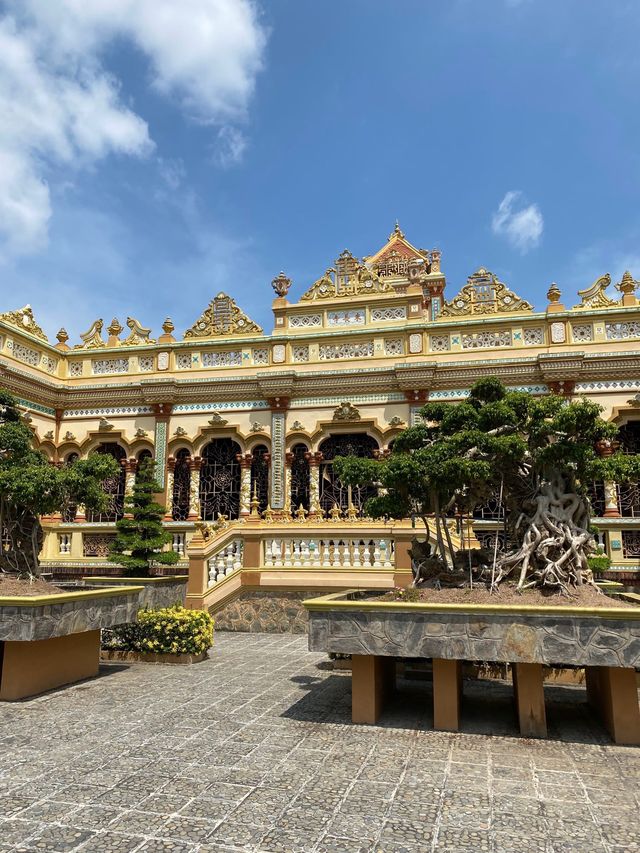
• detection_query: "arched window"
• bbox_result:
[318,433,379,515]
[62,452,79,522]
[290,443,310,512]
[88,443,126,522]
[618,422,640,517]
[250,444,269,514]
[199,438,241,520]
[172,449,191,521]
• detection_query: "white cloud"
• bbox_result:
[214,126,248,168]
[491,191,543,253]
[0,1,267,257]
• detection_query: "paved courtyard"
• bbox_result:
[0,633,638,853]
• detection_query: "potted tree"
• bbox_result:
[307,379,640,743]
[0,391,143,699]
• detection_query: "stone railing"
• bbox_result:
[264,538,394,569]
[208,539,244,586]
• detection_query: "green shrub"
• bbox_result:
[102,605,214,655]
[588,553,611,574]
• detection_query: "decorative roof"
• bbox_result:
[301,251,393,301]
[184,292,262,339]
[440,268,532,317]
[0,305,48,341]
[74,319,105,349]
[574,273,617,310]
[122,317,155,346]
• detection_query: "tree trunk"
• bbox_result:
[0,500,42,577]
[498,470,596,591]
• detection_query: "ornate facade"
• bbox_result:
[2,225,640,604]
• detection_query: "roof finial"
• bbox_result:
[389,220,405,241]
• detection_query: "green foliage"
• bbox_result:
[102,605,214,655]
[384,586,422,602]
[0,391,119,575]
[109,457,179,577]
[333,377,640,584]
[587,553,611,574]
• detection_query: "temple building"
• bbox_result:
[2,224,640,626]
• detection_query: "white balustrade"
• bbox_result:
[262,538,394,569]
[58,533,71,555]
[208,539,243,586]
[172,532,185,555]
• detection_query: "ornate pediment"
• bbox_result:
[440,269,532,317]
[364,223,436,279]
[0,305,47,341]
[332,401,361,421]
[573,273,617,309]
[184,292,262,338]
[74,319,105,349]
[122,317,156,346]
[301,252,393,301]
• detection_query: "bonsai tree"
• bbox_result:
[0,390,120,577]
[334,377,640,592]
[109,456,179,577]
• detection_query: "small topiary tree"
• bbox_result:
[0,391,120,578]
[109,456,179,577]
[334,377,640,592]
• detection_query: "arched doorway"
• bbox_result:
[250,444,270,515]
[87,443,127,522]
[172,448,191,521]
[290,443,310,511]
[199,438,242,520]
[318,433,379,514]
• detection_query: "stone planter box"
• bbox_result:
[0,586,143,700]
[305,590,640,744]
[82,576,188,610]
[101,649,208,665]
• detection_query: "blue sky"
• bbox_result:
[1,0,639,341]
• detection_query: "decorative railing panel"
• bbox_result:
[264,538,394,569]
[208,539,243,586]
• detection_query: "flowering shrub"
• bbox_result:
[102,605,214,655]
[384,586,422,602]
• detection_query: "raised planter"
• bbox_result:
[82,575,188,610]
[304,590,640,744]
[101,649,207,665]
[0,586,143,700]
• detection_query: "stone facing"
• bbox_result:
[213,590,326,634]
[87,578,187,610]
[0,592,140,642]
[308,604,640,668]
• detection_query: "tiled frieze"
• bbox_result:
[253,348,269,364]
[69,361,83,377]
[461,331,511,349]
[318,341,374,360]
[430,334,450,352]
[91,357,129,375]
[384,338,404,356]
[523,327,544,346]
[7,341,40,368]
[571,323,593,343]
[288,314,322,328]
[371,306,406,322]
[606,321,640,340]
[201,350,242,367]
[176,353,192,370]
[138,355,154,372]
[292,345,309,362]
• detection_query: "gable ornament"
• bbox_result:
[332,401,361,422]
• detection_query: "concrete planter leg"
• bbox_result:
[433,658,462,731]
[585,666,640,745]
[351,655,394,724]
[0,630,100,701]
[513,662,547,738]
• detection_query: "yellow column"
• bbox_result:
[351,655,395,724]
[512,662,547,738]
[586,666,640,745]
[432,658,462,731]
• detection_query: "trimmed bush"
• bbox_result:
[102,605,214,655]
[588,552,611,575]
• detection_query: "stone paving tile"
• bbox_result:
[0,632,638,853]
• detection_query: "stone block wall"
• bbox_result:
[212,590,331,634]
